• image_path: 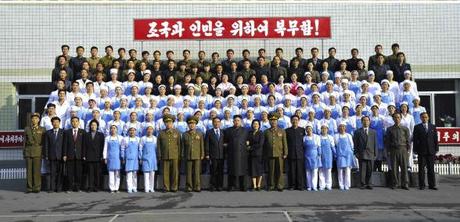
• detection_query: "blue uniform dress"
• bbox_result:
[320,135,335,169]
[140,136,158,172]
[175,121,188,134]
[312,104,324,120]
[335,134,354,168]
[106,136,122,171]
[122,137,140,172]
[303,135,321,170]
[370,116,385,156]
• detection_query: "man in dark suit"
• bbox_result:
[353,116,377,189]
[82,120,105,192]
[413,112,439,190]
[285,115,306,190]
[63,117,85,192]
[205,117,225,191]
[224,115,249,191]
[43,117,64,192]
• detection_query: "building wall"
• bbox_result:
[0,3,459,76]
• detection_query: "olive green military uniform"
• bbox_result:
[99,55,114,70]
[157,115,181,192]
[264,114,288,190]
[24,123,46,192]
[182,119,205,192]
[87,56,100,71]
[385,124,411,188]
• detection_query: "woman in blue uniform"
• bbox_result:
[318,124,335,191]
[139,126,158,193]
[334,122,354,190]
[370,105,385,172]
[122,127,140,193]
[103,125,123,193]
[303,124,321,191]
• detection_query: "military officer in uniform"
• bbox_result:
[157,114,182,192]
[264,113,288,191]
[385,113,411,190]
[182,116,205,192]
[24,113,46,193]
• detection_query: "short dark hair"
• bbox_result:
[233,115,242,120]
[89,119,99,128]
[275,48,283,53]
[47,103,56,108]
[76,46,84,51]
[70,116,80,122]
[142,51,150,56]
[153,50,161,55]
[311,47,319,52]
[118,47,126,53]
[242,49,250,54]
[61,45,70,50]
[57,55,67,61]
[420,112,429,117]
[391,43,400,49]
[295,47,303,52]
[351,48,359,53]
[361,116,370,121]
[183,49,190,54]
[90,46,98,51]
[129,49,137,53]
[226,49,234,54]
[290,115,300,120]
[328,47,336,52]
[105,45,113,51]
[51,116,61,122]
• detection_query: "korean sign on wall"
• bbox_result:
[0,131,24,148]
[134,17,331,40]
[437,127,460,145]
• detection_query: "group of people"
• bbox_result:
[22,43,440,193]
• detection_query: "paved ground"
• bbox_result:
[0,176,459,222]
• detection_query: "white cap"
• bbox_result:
[174,84,182,90]
[110,68,118,75]
[144,82,153,88]
[334,71,342,78]
[143,70,151,75]
[368,70,375,76]
[404,70,412,76]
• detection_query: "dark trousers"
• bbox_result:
[210,159,224,189]
[228,175,247,191]
[287,158,305,190]
[86,161,101,191]
[359,159,373,186]
[418,155,436,188]
[66,160,83,191]
[49,160,63,192]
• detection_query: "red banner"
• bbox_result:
[134,17,331,41]
[0,131,24,148]
[437,127,460,145]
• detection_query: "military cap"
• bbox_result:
[268,112,279,121]
[186,116,199,124]
[163,114,176,123]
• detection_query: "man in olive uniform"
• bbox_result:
[182,116,205,192]
[385,113,411,190]
[24,113,46,193]
[264,113,288,191]
[157,114,182,192]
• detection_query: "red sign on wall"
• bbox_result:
[134,17,331,41]
[437,127,460,145]
[0,131,24,148]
